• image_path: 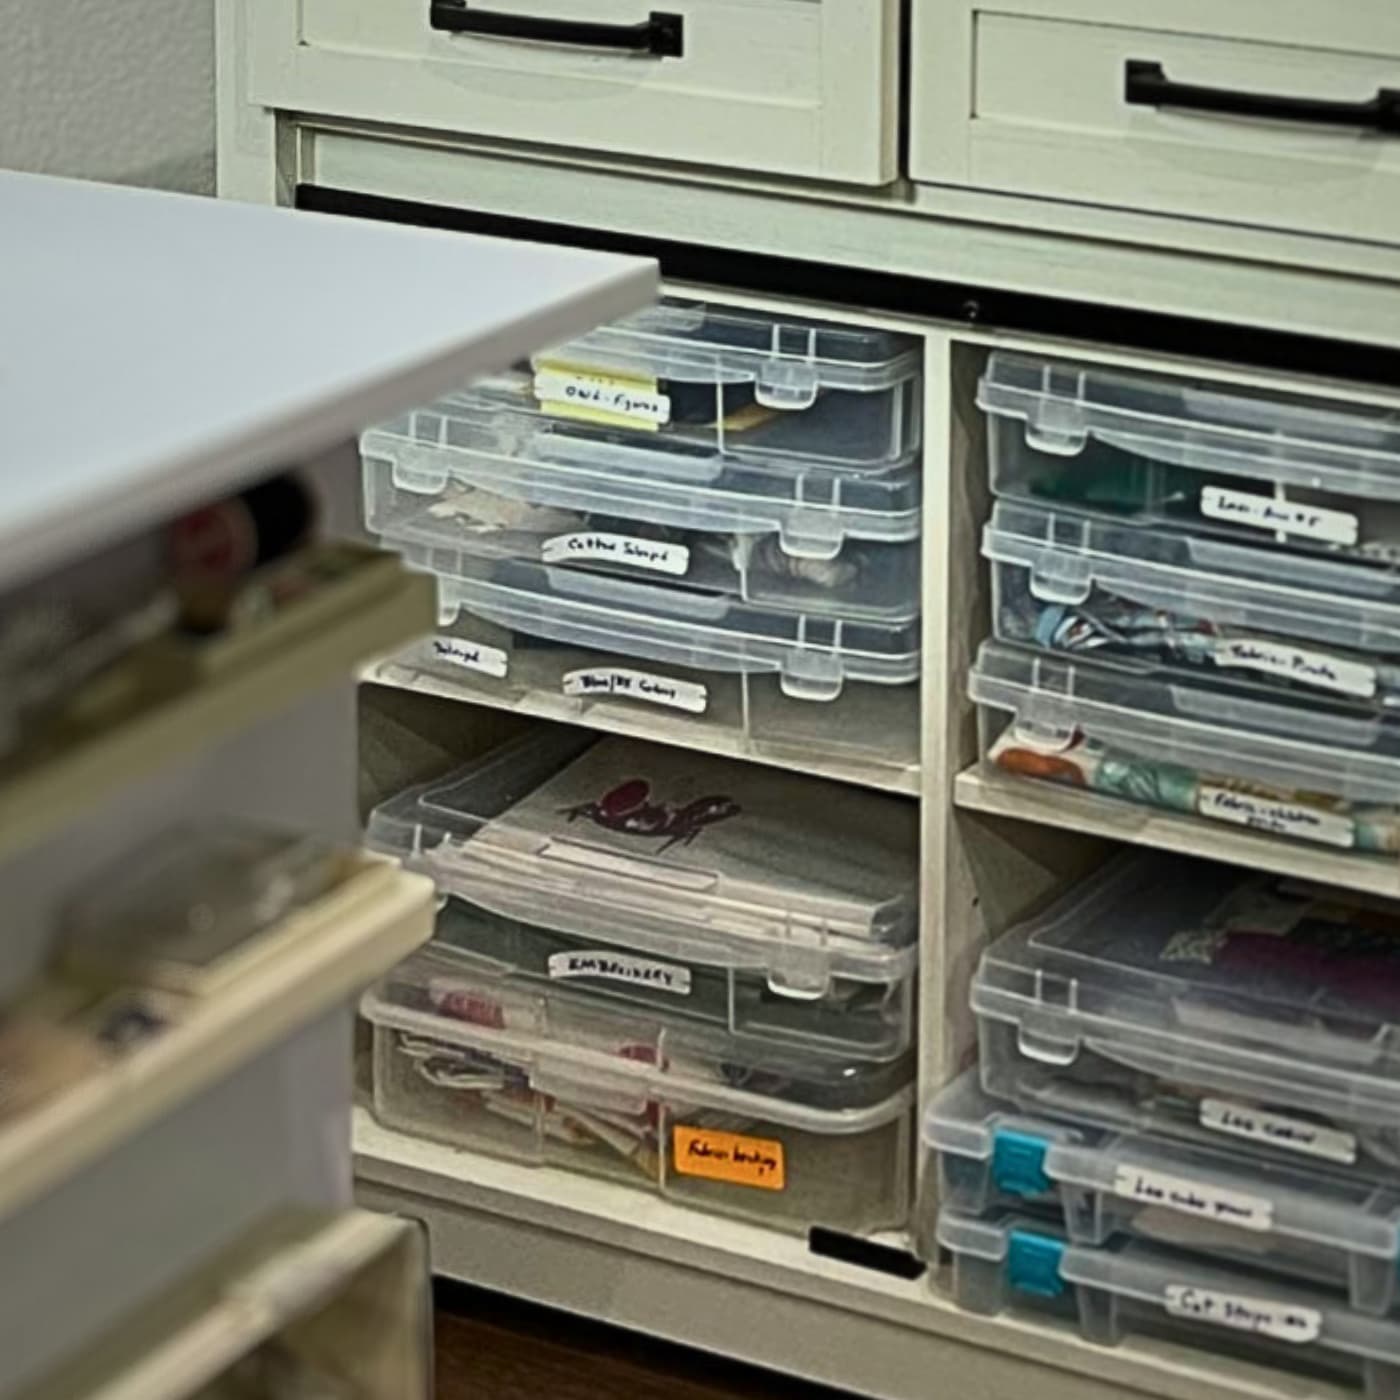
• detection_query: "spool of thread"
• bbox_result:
[168,474,315,633]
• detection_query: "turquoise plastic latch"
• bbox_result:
[991,1128,1051,1196]
[1007,1229,1067,1299]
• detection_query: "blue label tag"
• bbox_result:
[992,1128,1052,1197]
[1007,1228,1066,1299]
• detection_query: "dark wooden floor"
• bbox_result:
[435,1282,860,1400]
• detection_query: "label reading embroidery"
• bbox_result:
[533,367,671,429]
[1200,486,1359,547]
[1112,1165,1273,1233]
[1199,1099,1358,1165]
[547,951,692,996]
[1197,786,1355,849]
[430,637,509,679]
[1163,1286,1321,1344]
[1212,638,1376,700]
[562,667,707,715]
[673,1125,785,1191]
[541,531,690,577]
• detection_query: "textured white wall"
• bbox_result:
[0,0,215,192]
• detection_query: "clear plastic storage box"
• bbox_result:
[373,533,921,771]
[972,853,1400,1177]
[517,299,922,471]
[363,455,920,623]
[970,639,1400,854]
[362,944,914,1234]
[360,388,921,565]
[937,1211,1400,1398]
[367,729,919,1034]
[378,601,920,775]
[980,352,1400,566]
[424,893,916,1061]
[405,542,920,699]
[925,1072,1400,1314]
[61,822,351,994]
[986,499,1400,709]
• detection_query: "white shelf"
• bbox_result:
[0,556,434,861]
[359,656,921,797]
[353,1112,1340,1400]
[0,860,433,1230]
[0,171,654,591]
[954,765,1400,899]
[19,1209,428,1400]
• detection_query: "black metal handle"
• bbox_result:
[430,0,683,56]
[1125,59,1400,134]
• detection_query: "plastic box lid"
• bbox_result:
[978,352,1400,502]
[926,1072,1400,1265]
[365,729,919,993]
[400,540,920,702]
[972,852,1400,1123]
[535,299,921,401]
[937,1210,1400,1365]
[984,498,1400,660]
[971,637,1400,807]
[361,943,914,1132]
[361,394,920,558]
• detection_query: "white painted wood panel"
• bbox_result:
[243,0,897,184]
[0,170,652,591]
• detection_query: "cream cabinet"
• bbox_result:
[244,0,899,185]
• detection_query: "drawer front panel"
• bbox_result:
[911,1,1400,241]
[247,0,896,184]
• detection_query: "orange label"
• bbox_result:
[672,1125,786,1191]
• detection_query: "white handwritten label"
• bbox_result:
[547,951,693,995]
[1211,637,1376,699]
[1113,1165,1273,1233]
[541,531,690,577]
[1197,786,1355,849]
[430,637,509,679]
[1201,486,1359,547]
[1164,1286,1321,1345]
[562,667,707,714]
[1199,1099,1358,1165]
[533,369,671,426]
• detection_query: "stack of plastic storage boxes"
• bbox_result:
[359,299,923,778]
[360,727,919,1235]
[928,352,1400,1396]
[970,352,1400,851]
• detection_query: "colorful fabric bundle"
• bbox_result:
[987,725,1400,854]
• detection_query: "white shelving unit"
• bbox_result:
[215,18,1400,1398]
[344,305,1400,1399]
[0,171,653,1398]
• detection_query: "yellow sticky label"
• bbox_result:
[532,358,668,432]
[672,1125,785,1191]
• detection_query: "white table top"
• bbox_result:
[0,172,655,590]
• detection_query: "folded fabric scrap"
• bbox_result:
[988,726,1400,853]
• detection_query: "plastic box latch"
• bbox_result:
[1007,1228,1067,1300]
[991,1128,1051,1197]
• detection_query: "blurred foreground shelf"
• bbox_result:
[0,860,433,1229]
[18,1209,429,1400]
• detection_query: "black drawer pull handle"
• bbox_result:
[430,0,683,56]
[1125,59,1400,134]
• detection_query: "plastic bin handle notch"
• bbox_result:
[430,0,684,57]
[1125,59,1400,134]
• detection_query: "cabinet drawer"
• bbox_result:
[911,1,1400,241]
[246,0,897,184]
